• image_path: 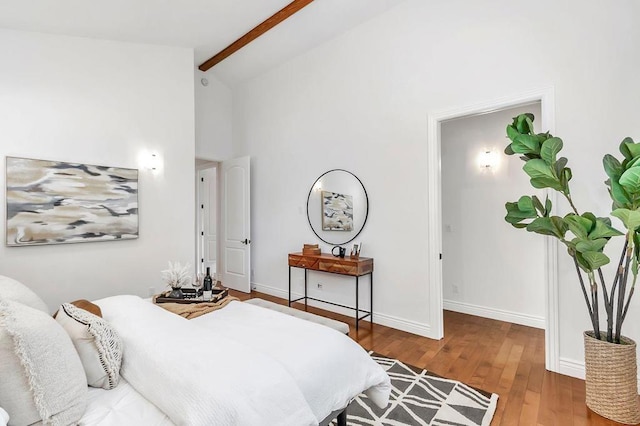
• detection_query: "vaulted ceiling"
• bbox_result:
[0,0,404,86]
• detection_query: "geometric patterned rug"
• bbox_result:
[333,353,498,426]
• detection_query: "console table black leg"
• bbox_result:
[355,275,359,331]
[370,272,373,325]
[288,266,291,307]
[304,269,308,309]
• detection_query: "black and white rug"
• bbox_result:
[334,353,498,426]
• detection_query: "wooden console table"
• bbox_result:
[288,252,374,331]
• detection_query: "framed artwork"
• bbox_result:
[6,156,139,246]
[321,190,353,231]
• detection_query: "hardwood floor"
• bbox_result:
[230,289,624,425]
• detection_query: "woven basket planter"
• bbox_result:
[584,331,640,424]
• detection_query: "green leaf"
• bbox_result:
[620,138,633,160]
[505,198,538,226]
[512,134,541,155]
[603,154,623,180]
[532,178,563,191]
[506,125,520,142]
[517,195,535,213]
[526,216,566,238]
[606,179,632,208]
[589,219,624,239]
[612,208,640,231]
[575,238,608,253]
[619,167,640,193]
[523,159,563,191]
[554,157,568,177]
[564,214,593,239]
[582,251,610,270]
[504,144,515,155]
[545,197,552,216]
[582,212,597,225]
[563,167,573,184]
[626,155,640,170]
[574,252,591,271]
[529,177,563,191]
[532,195,545,216]
[540,137,563,164]
[625,138,640,159]
[515,114,534,134]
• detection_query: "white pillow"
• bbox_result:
[0,299,87,425]
[0,407,8,426]
[56,303,123,390]
[0,275,48,313]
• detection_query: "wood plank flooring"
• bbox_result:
[230,289,624,425]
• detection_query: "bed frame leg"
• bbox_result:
[337,408,347,426]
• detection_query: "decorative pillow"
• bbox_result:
[53,299,102,319]
[55,303,123,390]
[0,299,87,425]
[0,275,48,313]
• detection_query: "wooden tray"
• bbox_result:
[155,288,228,304]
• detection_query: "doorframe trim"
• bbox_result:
[426,87,559,372]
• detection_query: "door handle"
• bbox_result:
[241,239,251,245]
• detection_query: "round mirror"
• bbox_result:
[306,169,369,245]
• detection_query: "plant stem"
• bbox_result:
[610,239,629,318]
[621,276,636,325]
[574,256,598,338]
[564,193,580,215]
[597,268,613,343]
[615,236,633,343]
[588,272,600,340]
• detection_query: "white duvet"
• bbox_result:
[94,296,390,426]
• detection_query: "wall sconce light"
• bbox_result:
[147,153,160,171]
[478,149,499,170]
[139,151,161,171]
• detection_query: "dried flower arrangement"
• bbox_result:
[161,261,191,290]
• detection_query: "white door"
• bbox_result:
[221,156,251,292]
[197,167,217,275]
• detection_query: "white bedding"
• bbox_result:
[81,379,173,426]
[95,295,318,426]
[192,300,391,422]
[92,295,390,426]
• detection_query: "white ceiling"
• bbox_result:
[0,0,404,86]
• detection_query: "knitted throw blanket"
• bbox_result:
[153,295,239,319]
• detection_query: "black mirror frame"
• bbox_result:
[306,169,369,246]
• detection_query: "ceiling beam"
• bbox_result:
[198,0,315,72]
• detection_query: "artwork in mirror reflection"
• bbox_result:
[307,169,368,245]
[321,191,353,231]
[6,156,138,246]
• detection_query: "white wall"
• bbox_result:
[195,71,233,161]
[0,29,196,311]
[230,0,640,374]
[441,104,545,328]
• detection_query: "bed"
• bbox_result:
[0,278,391,426]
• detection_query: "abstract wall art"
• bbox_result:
[321,190,353,231]
[6,156,139,246]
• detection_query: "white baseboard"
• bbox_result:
[558,357,586,380]
[443,299,545,329]
[252,282,433,338]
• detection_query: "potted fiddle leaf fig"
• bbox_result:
[504,113,640,424]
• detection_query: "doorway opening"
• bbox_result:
[427,88,560,372]
[440,102,544,328]
[196,158,219,277]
